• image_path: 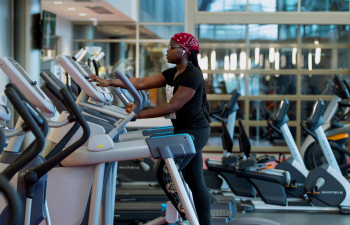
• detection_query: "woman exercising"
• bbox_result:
[89,32,211,224]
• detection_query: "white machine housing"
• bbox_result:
[0,57,56,117]
[75,61,113,104]
[56,55,107,104]
[0,98,10,124]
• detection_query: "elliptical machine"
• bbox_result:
[302,99,350,214]
[0,101,23,225]
[268,99,309,198]
[205,89,257,198]
[301,75,350,176]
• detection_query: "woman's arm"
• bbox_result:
[89,73,167,90]
[126,86,196,118]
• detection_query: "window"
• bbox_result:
[198,0,247,12]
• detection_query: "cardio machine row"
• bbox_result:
[0,56,280,225]
[205,75,350,214]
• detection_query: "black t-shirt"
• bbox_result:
[162,63,209,132]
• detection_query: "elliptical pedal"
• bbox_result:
[341,207,350,214]
[211,209,232,218]
[214,195,235,202]
[240,199,255,212]
[211,217,230,225]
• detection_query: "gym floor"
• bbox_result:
[233,202,350,225]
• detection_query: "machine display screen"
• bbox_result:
[77,61,107,92]
[65,57,98,91]
[7,57,46,99]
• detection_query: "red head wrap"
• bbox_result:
[171,32,199,55]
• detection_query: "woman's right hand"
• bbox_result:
[126,103,135,114]
[88,74,111,87]
[126,103,141,118]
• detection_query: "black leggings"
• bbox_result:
[156,127,211,225]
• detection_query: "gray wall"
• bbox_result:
[0,0,13,103]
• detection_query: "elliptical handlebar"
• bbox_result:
[115,72,148,109]
[125,73,147,108]
[2,86,46,180]
[44,82,74,118]
[0,174,23,225]
[0,115,23,225]
[272,98,290,128]
[300,99,325,142]
[333,75,350,100]
[92,59,99,77]
[25,88,90,183]
[308,99,325,132]
[221,89,240,117]
[267,118,282,135]
[5,83,49,136]
[238,119,251,158]
[140,89,148,109]
[114,70,142,114]
[23,102,44,127]
[114,87,134,106]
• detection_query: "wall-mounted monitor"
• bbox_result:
[42,10,56,50]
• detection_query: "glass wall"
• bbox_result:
[198,0,350,12]
[197,23,349,151]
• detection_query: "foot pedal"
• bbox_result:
[341,207,350,214]
[211,217,229,225]
[214,195,235,202]
[240,200,254,212]
[211,209,232,218]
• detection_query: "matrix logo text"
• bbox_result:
[321,191,344,194]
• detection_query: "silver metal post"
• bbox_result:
[280,124,306,169]
[45,199,52,225]
[315,126,342,174]
[164,158,199,225]
[24,198,32,225]
[88,163,105,225]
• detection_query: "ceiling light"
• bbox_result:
[308,52,312,71]
[201,55,208,70]
[292,48,297,65]
[230,52,237,70]
[315,48,321,65]
[68,8,76,10]
[314,40,319,45]
[90,18,97,21]
[79,13,87,16]
[54,1,63,4]
[255,47,260,65]
[275,51,280,70]
[224,55,229,70]
[269,48,275,63]
[239,51,246,70]
[211,50,216,70]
